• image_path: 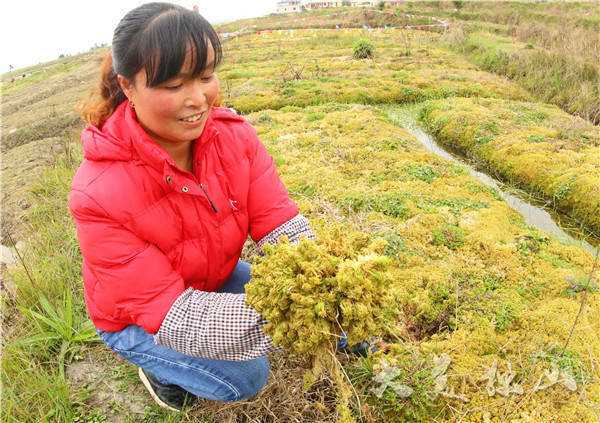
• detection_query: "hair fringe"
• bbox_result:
[77,51,127,128]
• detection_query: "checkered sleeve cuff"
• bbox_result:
[257,214,315,254]
[154,288,278,361]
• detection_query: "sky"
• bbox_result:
[1,0,279,73]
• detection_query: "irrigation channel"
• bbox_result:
[385,105,597,253]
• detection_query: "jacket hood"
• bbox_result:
[80,101,219,169]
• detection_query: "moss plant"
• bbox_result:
[246,226,399,422]
[246,226,397,357]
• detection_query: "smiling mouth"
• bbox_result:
[181,113,204,122]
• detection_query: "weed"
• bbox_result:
[307,111,326,121]
[534,345,590,383]
[362,356,440,422]
[526,133,546,143]
[374,232,407,262]
[258,113,273,123]
[516,110,549,125]
[516,232,550,255]
[279,105,302,112]
[346,355,375,386]
[73,407,108,423]
[339,192,412,218]
[495,302,516,331]
[378,138,404,151]
[391,71,410,81]
[427,197,489,215]
[367,171,387,186]
[563,276,599,297]
[431,224,468,250]
[515,281,544,300]
[225,70,258,79]
[291,182,317,197]
[466,181,502,200]
[538,251,572,268]
[14,290,98,378]
[553,182,574,203]
[474,121,499,145]
[404,163,439,184]
[1,348,84,422]
[353,38,375,59]
[483,276,500,292]
[266,146,286,166]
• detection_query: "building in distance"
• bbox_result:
[276,0,303,13]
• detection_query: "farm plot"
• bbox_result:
[218,30,529,113]
[1,49,103,240]
[419,97,600,236]
[243,104,600,422]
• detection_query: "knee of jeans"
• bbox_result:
[229,357,270,402]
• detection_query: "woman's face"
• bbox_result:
[119,44,219,146]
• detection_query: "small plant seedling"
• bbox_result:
[431,225,468,250]
[564,276,599,297]
[353,39,375,59]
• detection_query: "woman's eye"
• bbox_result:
[164,84,182,90]
[201,74,215,82]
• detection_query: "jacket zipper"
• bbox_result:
[199,183,218,213]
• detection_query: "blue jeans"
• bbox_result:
[96,260,270,402]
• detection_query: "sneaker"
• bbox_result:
[339,336,391,357]
[138,367,196,412]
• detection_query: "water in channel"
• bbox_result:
[385,106,597,253]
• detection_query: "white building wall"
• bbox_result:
[350,0,379,6]
[304,1,343,9]
[277,1,303,13]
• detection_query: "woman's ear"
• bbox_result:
[117,75,134,101]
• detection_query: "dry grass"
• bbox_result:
[188,352,341,423]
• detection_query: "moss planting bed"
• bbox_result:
[218,30,529,113]
[418,97,600,236]
[245,104,600,422]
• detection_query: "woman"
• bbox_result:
[71,2,314,411]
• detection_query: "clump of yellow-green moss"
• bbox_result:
[246,225,397,357]
[246,225,400,423]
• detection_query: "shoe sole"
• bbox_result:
[138,367,181,412]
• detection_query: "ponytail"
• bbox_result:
[78,51,127,128]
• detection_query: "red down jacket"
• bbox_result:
[69,102,298,333]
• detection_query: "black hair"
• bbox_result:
[79,2,222,127]
[112,2,222,86]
